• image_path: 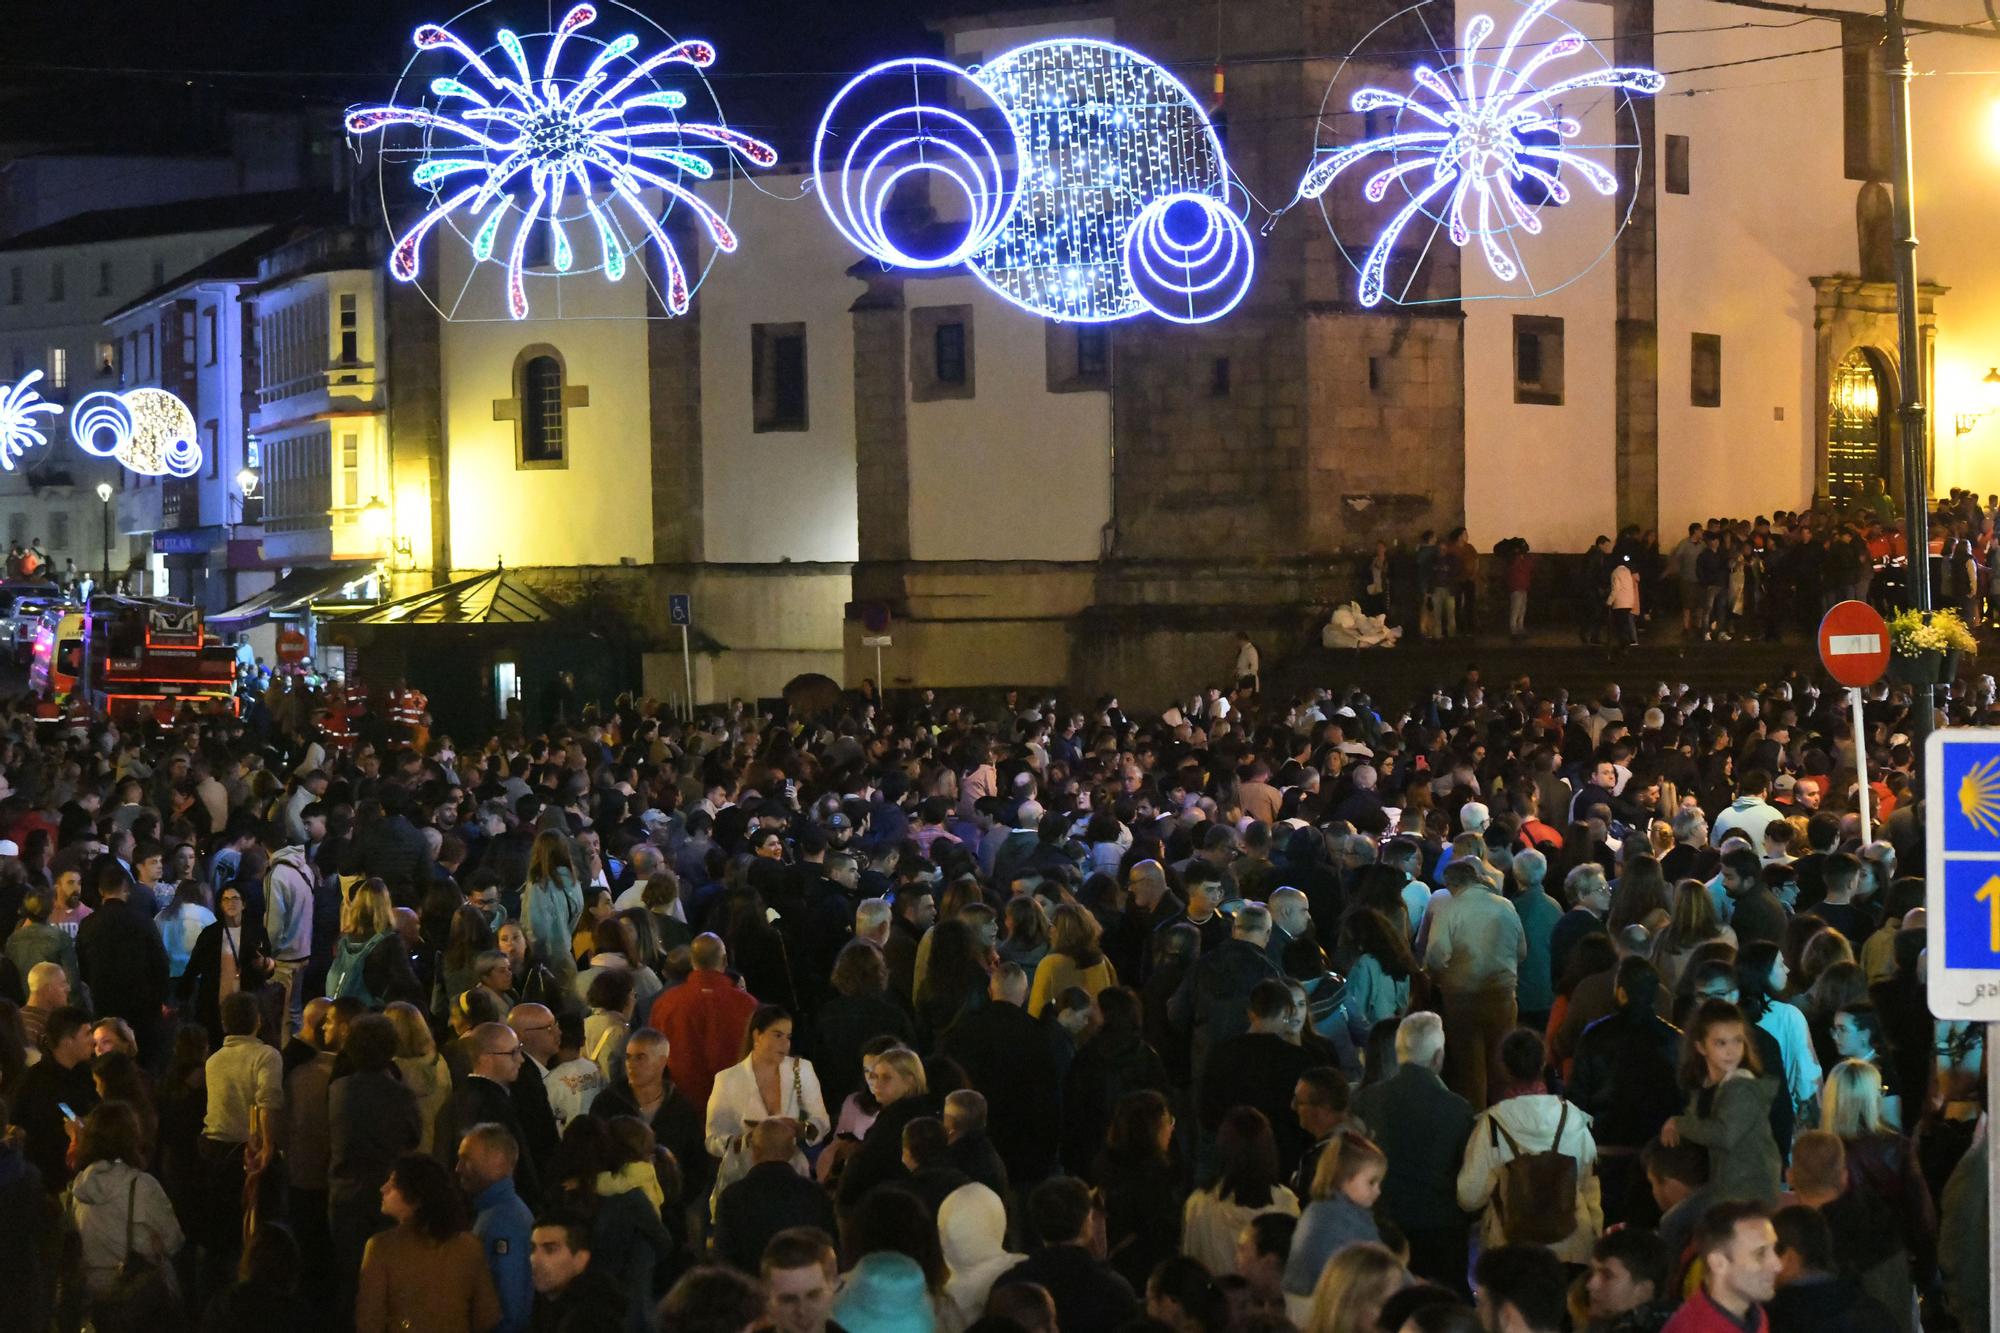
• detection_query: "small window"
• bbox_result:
[1665,135,1691,195]
[521,355,566,464]
[206,421,221,480]
[142,328,154,380]
[751,323,808,432]
[934,323,967,386]
[910,305,975,401]
[1691,332,1723,408]
[203,307,219,366]
[1513,315,1565,405]
[50,511,68,550]
[339,431,359,506]
[95,341,115,376]
[338,294,359,363]
[48,263,64,303]
[6,267,19,305]
[1045,324,1109,393]
[1210,357,1231,397]
[97,261,113,297]
[1077,328,1108,379]
[1368,356,1383,393]
[47,347,65,389]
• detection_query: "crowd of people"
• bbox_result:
[1350,486,2000,645]
[0,655,1986,1333]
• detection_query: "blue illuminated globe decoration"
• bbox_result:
[347,2,775,321]
[813,38,1255,325]
[72,388,203,478]
[1295,0,1663,307]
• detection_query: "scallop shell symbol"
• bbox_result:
[1960,755,2000,838]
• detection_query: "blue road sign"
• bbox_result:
[667,593,691,626]
[1926,728,2000,1018]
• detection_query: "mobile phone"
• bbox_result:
[58,1102,77,1122]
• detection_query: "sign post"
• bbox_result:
[668,594,693,720]
[1818,600,1890,844]
[861,634,891,694]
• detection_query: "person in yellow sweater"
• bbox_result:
[1029,904,1118,1017]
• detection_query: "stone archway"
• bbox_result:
[1811,276,1944,508]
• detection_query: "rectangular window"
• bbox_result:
[910,305,975,401]
[1210,357,1232,397]
[97,261,112,296]
[206,421,220,480]
[47,347,66,389]
[934,322,967,386]
[1665,134,1691,195]
[1368,356,1384,393]
[338,294,359,362]
[50,512,68,550]
[1513,314,1565,405]
[95,341,115,377]
[1076,328,1108,379]
[203,307,219,366]
[126,334,139,384]
[1691,332,1723,408]
[142,328,154,380]
[751,323,809,431]
[7,267,19,305]
[339,432,360,508]
[48,262,63,303]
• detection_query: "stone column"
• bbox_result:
[851,276,910,565]
[1614,0,1660,535]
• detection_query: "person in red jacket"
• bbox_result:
[1663,1200,1781,1333]
[647,932,759,1113]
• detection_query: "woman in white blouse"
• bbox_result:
[705,1003,831,1207]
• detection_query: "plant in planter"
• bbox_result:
[1887,607,1978,684]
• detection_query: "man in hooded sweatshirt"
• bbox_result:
[265,830,318,1038]
[939,1182,1025,1326]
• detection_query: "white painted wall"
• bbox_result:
[438,195,658,569]
[903,272,1112,561]
[696,173,861,564]
[1654,4,1851,532]
[1462,2,1623,550]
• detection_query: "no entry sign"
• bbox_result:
[1818,599,1891,688]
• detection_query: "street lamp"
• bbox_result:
[94,481,111,586]
[1954,368,2000,436]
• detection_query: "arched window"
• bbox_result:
[520,354,565,464]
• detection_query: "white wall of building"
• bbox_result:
[902,272,1112,561]
[1462,1,1623,550]
[438,199,658,569]
[696,174,861,564]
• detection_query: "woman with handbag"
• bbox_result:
[705,1004,830,1208]
[179,884,275,1050]
[61,1101,183,1316]
[354,1152,500,1333]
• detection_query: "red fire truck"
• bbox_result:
[29,596,238,721]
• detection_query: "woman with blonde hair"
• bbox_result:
[1301,1241,1405,1333]
[836,1046,939,1210]
[1028,903,1117,1016]
[1822,1058,1937,1326]
[1650,879,1735,992]
[325,878,418,1005]
[385,1001,452,1155]
[523,829,584,987]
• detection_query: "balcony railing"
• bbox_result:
[256,362,380,408]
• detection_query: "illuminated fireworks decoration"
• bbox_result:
[0,373,62,471]
[1295,0,1663,307]
[346,3,775,320]
[813,38,1255,324]
[71,389,203,478]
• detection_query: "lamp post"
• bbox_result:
[94,481,112,587]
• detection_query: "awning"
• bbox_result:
[331,567,565,626]
[209,564,378,629]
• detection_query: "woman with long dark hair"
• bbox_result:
[914,917,990,1046]
[704,1004,829,1203]
[1661,999,1780,1203]
[1180,1106,1298,1273]
[1737,940,1820,1125]
[1334,908,1415,1047]
[1092,1089,1187,1290]
[523,830,584,989]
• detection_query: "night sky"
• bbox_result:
[0,0,966,161]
